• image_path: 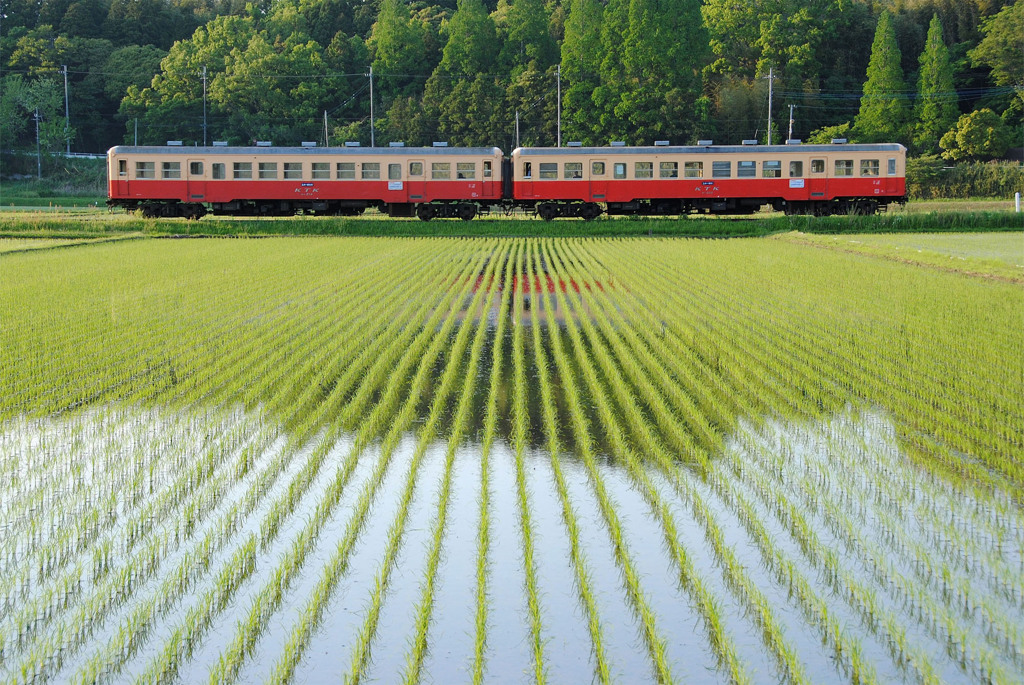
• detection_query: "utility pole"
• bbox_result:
[324,110,329,147]
[134,118,138,146]
[765,66,774,144]
[34,109,42,179]
[556,63,561,147]
[369,64,375,147]
[201,65,208,146]
[788,104,797,141]
[61,65,70,155]
[515,110,520,149]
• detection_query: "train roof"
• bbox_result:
[513,143,907,155]
[107,145,504,156]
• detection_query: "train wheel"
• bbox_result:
[538,203,557,221]
[580,203,602,221]
[458,204,477,221]
[416,204,434,221]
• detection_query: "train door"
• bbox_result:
[521,160,535,199]
[186,159,206,202]
[589,159,608,202]
[807,157,828,202]
[408,159,426,201]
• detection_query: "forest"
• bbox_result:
[0,0,1020,163]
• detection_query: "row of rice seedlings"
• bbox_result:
[510,244,548,684]
[183,245,491,684]
[536,242,674,684]
[402,246,508,684]
[265,244,498,685]
[345,243,506,684]
[525,243,611,684]
[471,241,516,684]
[581,240,884,682]
[547,239,805,684]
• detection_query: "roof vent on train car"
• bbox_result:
[567,141,582,147]
[301,141,317,147]
[654,140,669,146]
[831,138,848,144]
[742,139,759,146]
[389,142,405,147]
[167,140,183,146]
[697,140,713,146]
[432,141,449,147]
[256,141,272,147]
[212,141,228,146]
[610,141,626,147]
[786,139,802,145]
[344,141,361,147]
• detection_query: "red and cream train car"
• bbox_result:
[511,143,907,218]
[107,145,505,219]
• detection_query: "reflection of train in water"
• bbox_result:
[107,141,907,220]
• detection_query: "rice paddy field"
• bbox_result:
[1,234,1022,684]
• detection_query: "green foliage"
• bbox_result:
[913,15,958,155]
[908,154,1023,199]
[806,122,852,144]
[969,2,1023,102]
[494,0,557,75]
[370,0,430,103]
[939,108,1013,160]
[560,0,603,144]
[855,11,910,144]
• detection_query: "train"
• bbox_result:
[106,140,907,220]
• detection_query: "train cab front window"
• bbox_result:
[613,163,626,179]
[811,159,825,174]
[118,160,127,176]
[189,162,203,176]
[212,163,225,179]
[135,162,154,179]
[483,161,492,178]
[789,161,803,177]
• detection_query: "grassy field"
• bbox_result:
[1,236,1022,684]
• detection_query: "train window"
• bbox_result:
[284,163,302,179]
[457,162,476,180]
[592,161,605,176]
[888,158,897,175]
[362,163,380,180]
[212,163,225,180]
[432,163,450,180]
[162,162,180,179]
[338,162,356,180]
[613,163,626,179]
[410,162,424,176]
[834,160,853,177]
[118,160,127,176]
[659,162,678,178]
[189,161,203,176]
[811,159,825,174]
[860,160,879,176]
[564,162,583,179]
[634,162,653,179]
[312,162,330,179]
[684,161,702,178]
[233,162,252,179]
[763,160,781,178]
[483,161,492,178]
[712,161,731,178]
[539,163,557,179]
[737,161,756,178]
[389,163,402,180]
[135,162,154,179]
[523,162,532,179]
[789,161,803,177]
[259,162,278,180]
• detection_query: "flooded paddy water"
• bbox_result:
[1,236,1022,684]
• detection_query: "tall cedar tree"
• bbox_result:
[854,11,909,144]
[495,0,557,75]
[595,0,707,145]
[913,14,958,155]
[370,0,428,104]
[560,0,603,144]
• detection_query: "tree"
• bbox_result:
[854,11,909,143]
[969,2,1023,104]
[560,0,602,144]
[369,0,429,103]
[494,0,556,75]
[939,108,1011,160]
[913,14,959,155]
